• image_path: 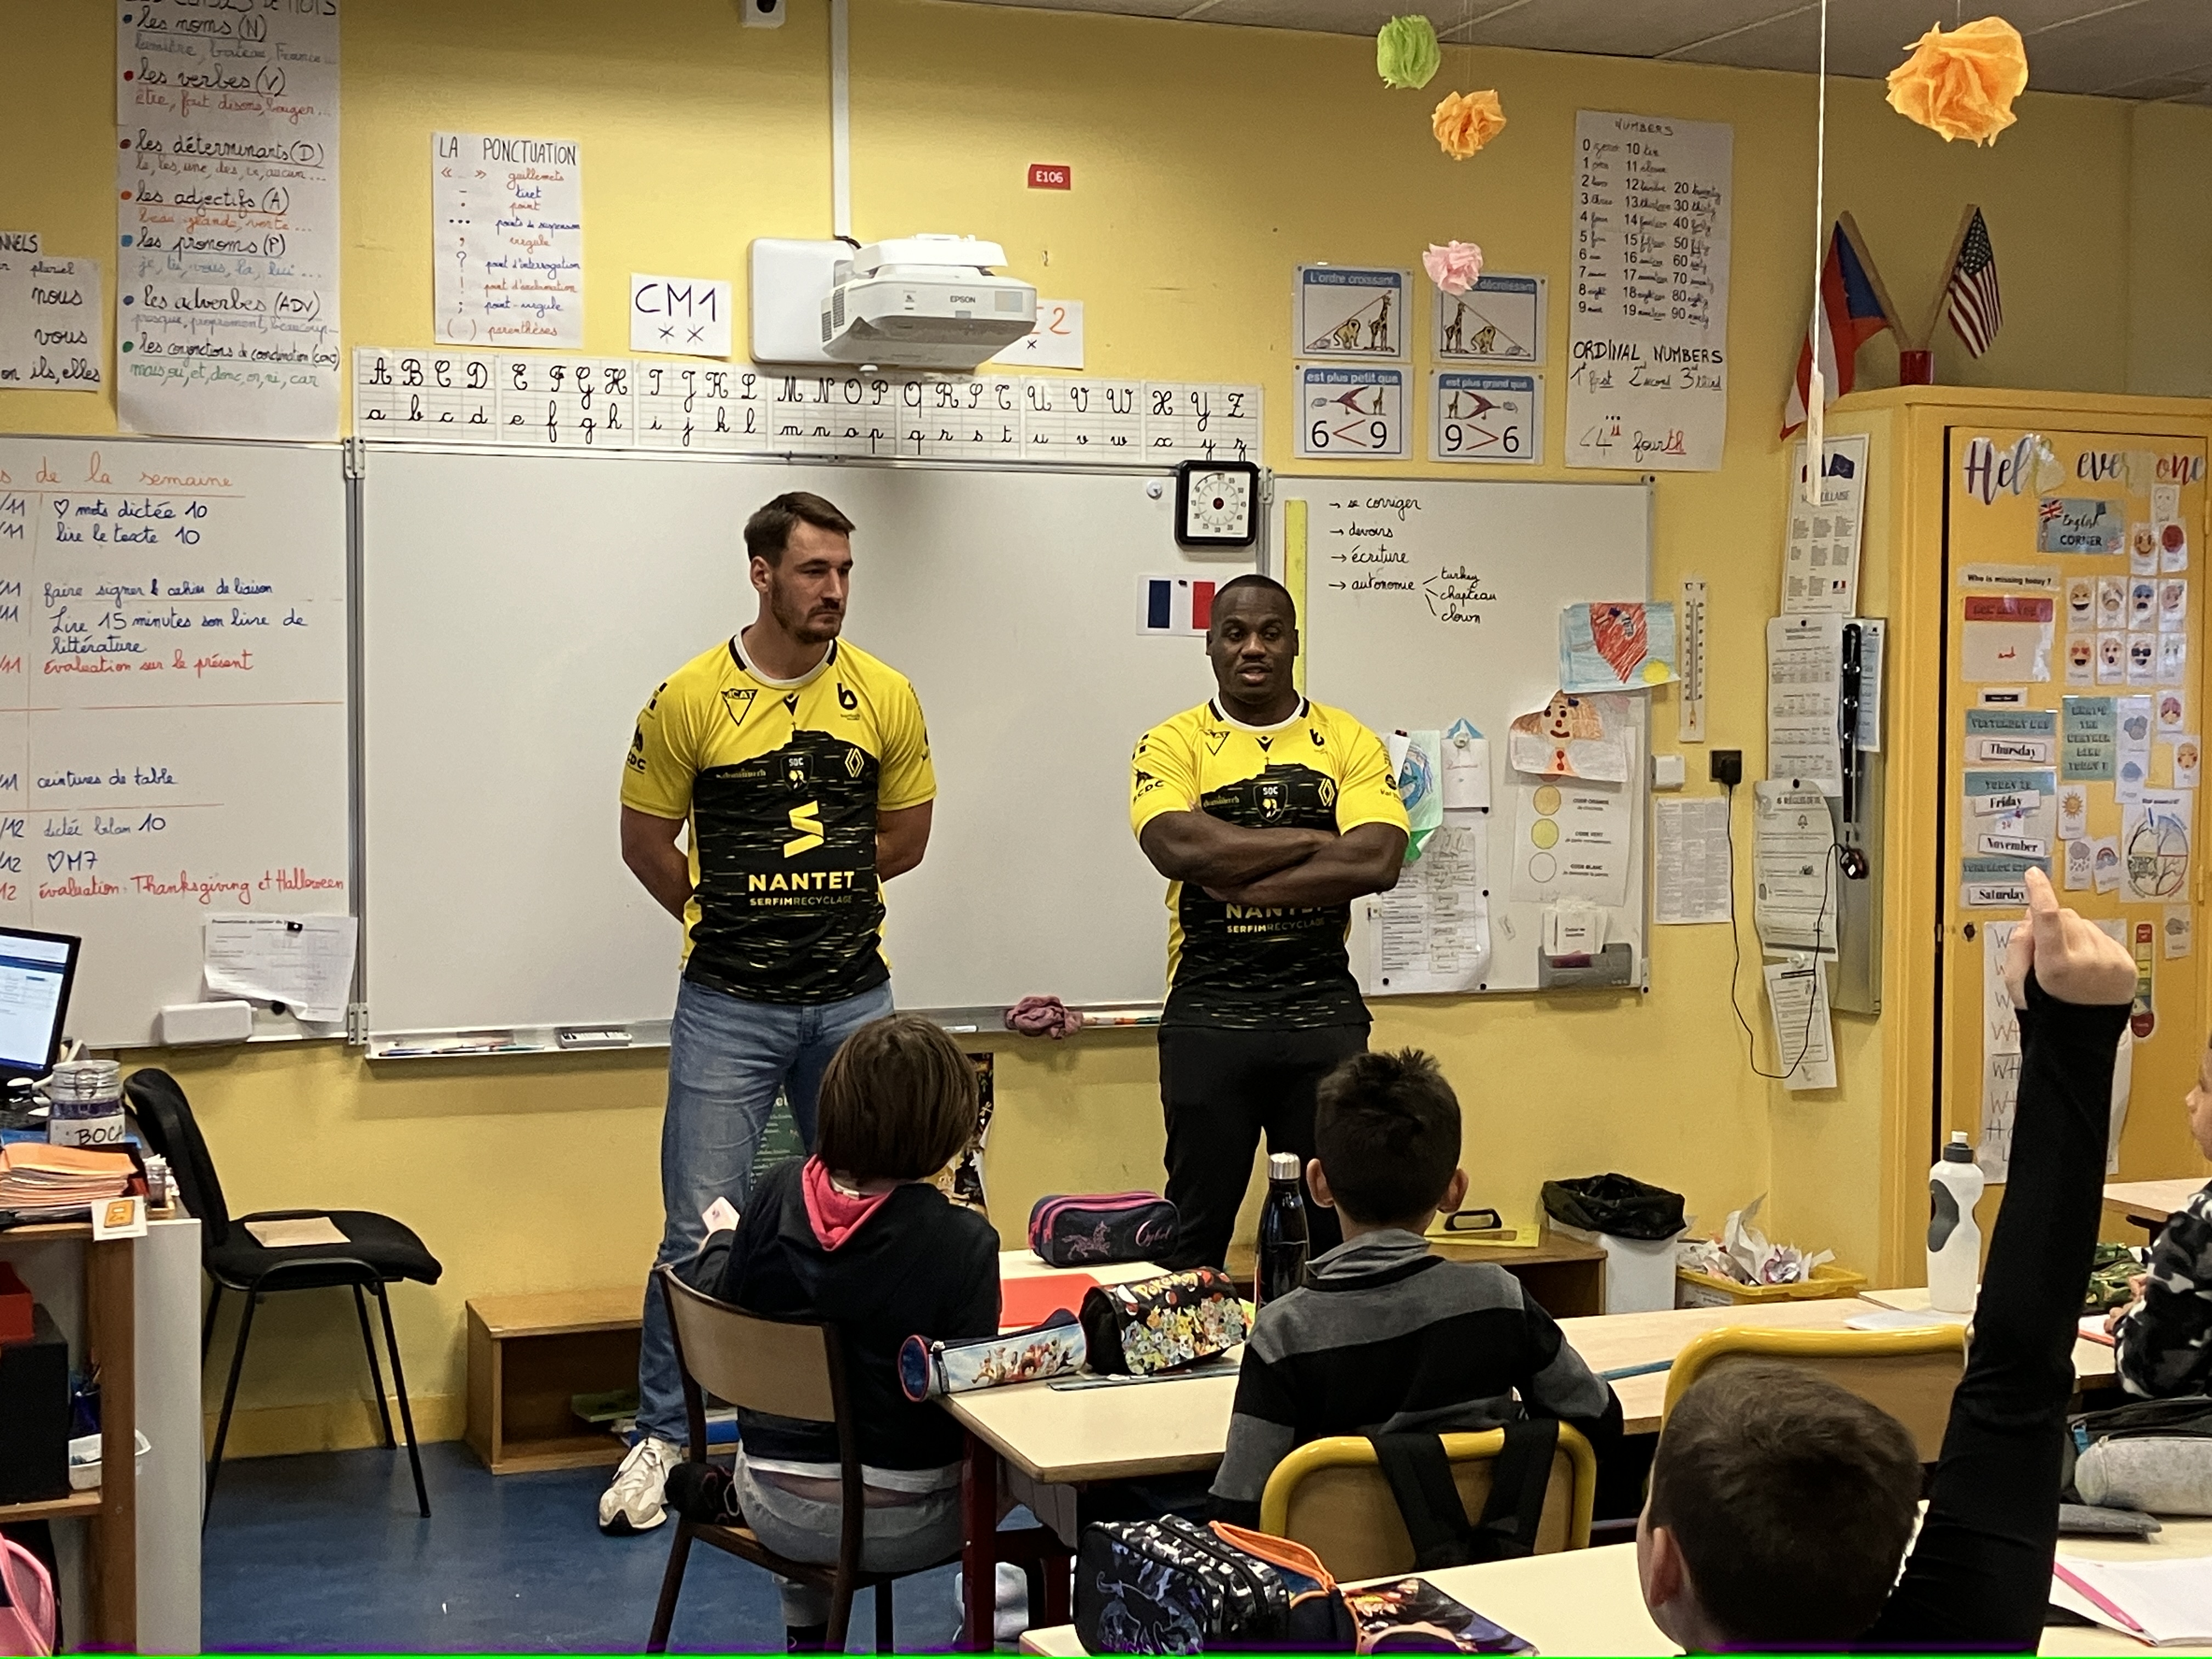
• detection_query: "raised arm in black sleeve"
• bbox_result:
[1864,974,2129,1651]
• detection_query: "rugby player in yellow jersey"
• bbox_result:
[605,492,935,1534]
[1130,575,1409,1271]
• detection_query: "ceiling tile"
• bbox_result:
[933,0,2212,100]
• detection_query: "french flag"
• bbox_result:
[1782,221,1894,438]
[1140,576,1217,635]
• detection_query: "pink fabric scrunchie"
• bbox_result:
[1005,995,1084,1039]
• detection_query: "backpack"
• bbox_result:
[0,1537,55,1658]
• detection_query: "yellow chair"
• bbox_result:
[1256,1424,1597,1582]
[1661,1324,1970,1460]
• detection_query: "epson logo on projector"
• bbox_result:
[949,294,979,304]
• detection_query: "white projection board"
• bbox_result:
[357,448,1252,1042]
[0,436,349,1047]
[1283,478,1654,995]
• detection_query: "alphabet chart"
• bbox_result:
[356,348,1260,465]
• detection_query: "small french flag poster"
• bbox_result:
[1137,574,1217,636]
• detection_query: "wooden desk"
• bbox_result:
[1019,1520,2212,1657]
[2106,1177,2205,1236]
[1556,1297,1914,1433]
[1427,1227,1608,1318]
[1857,1285,2119,1392]
[1228,1227,1608,1318]
[0,1220,138,1650]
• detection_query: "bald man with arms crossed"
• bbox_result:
[606,490,935,1536]
[1131,574,1409,1272]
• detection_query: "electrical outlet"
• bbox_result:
[1710,749,1743,787]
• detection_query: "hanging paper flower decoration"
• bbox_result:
[1376,15,1441,91]
[1884,16,2028,146]
[1431,89,1505,161]
[1423,241,1483,295]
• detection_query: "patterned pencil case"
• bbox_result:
[1028,1190,1180,1267]
[898,1310,1087,1401]
[1079,1267,1250,1377]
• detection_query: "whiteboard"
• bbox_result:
[358,448,1253,1040]
[1283,478,1653,994]
[0,436,349,1047]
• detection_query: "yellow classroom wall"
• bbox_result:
[3,0,2210,1452]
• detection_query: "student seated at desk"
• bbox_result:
[2107,1037,2212,1398]
[1208,1048,1622,1528]
[684,1015,998,1652]
[1638,869,2135,1651]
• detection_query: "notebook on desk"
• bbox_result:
[2053,1555,2212,1645]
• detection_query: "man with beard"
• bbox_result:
[1130,574,1408,1272]
[605,491,936,1534]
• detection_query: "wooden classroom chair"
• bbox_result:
[646,1265,960,1654]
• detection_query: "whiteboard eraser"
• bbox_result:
[160,1001,255,1046]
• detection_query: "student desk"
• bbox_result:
[1855,1285,2119,1396]
[1019,1519,2212,1657]
[954,1252,1177,1651]
[2106,1177,2205,1238]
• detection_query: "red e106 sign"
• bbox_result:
[1027,163,1072,190]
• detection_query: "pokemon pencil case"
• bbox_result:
[899,1310,1087,1401]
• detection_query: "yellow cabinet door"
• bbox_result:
[1941,427,2206,1184]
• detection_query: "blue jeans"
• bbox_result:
[635,974,897,1444]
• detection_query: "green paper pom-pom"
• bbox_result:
[1376,15,1441,91]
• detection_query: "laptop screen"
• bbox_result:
[0,929,79,1077]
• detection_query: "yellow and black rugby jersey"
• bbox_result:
[1130,697,1407,1029]
[624,637,934,1005]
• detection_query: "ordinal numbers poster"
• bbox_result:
[1566,110,1732,472]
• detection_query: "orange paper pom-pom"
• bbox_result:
[1885,16,2028,145]
[1431,89,1506,161]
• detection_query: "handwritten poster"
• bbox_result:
[0,253,102,392]
[1566,110,1732,472]
[116,0,342,440]
[434,133,584,348]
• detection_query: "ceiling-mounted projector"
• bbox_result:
[751,235,1035,371]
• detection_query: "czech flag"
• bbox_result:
[1781,221,1894,438]
[1139,575,1217,635]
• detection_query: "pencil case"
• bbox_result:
[1079,1267,1248,1378]
[1028,1190,1180,1267]
[898,1310,1087,1401]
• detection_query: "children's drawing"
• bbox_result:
[1508,691,1629,782]
[1560,601,1678,692]
[1295,266,1408,361]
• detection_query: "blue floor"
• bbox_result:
[201,1441,965,1653]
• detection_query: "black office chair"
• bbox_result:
[123,1067,442,1522]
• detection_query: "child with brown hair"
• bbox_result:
[683,1013,997,1650]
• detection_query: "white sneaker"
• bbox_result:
[597,1435,680,1535]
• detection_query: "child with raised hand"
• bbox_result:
[1638,866,2138,1650]
[1207,1045,1621,1528]
[2109,1039,2212,1396]
[681,1014,997,1652]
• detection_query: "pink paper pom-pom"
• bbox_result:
[1423,240,1484,295]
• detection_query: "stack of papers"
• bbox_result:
[0,1144,134,1216]
[2053,1555,2212,1645]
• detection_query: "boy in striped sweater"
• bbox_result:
[1209,1048,1621,1527]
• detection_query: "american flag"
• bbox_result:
[1945,208,2002,358]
